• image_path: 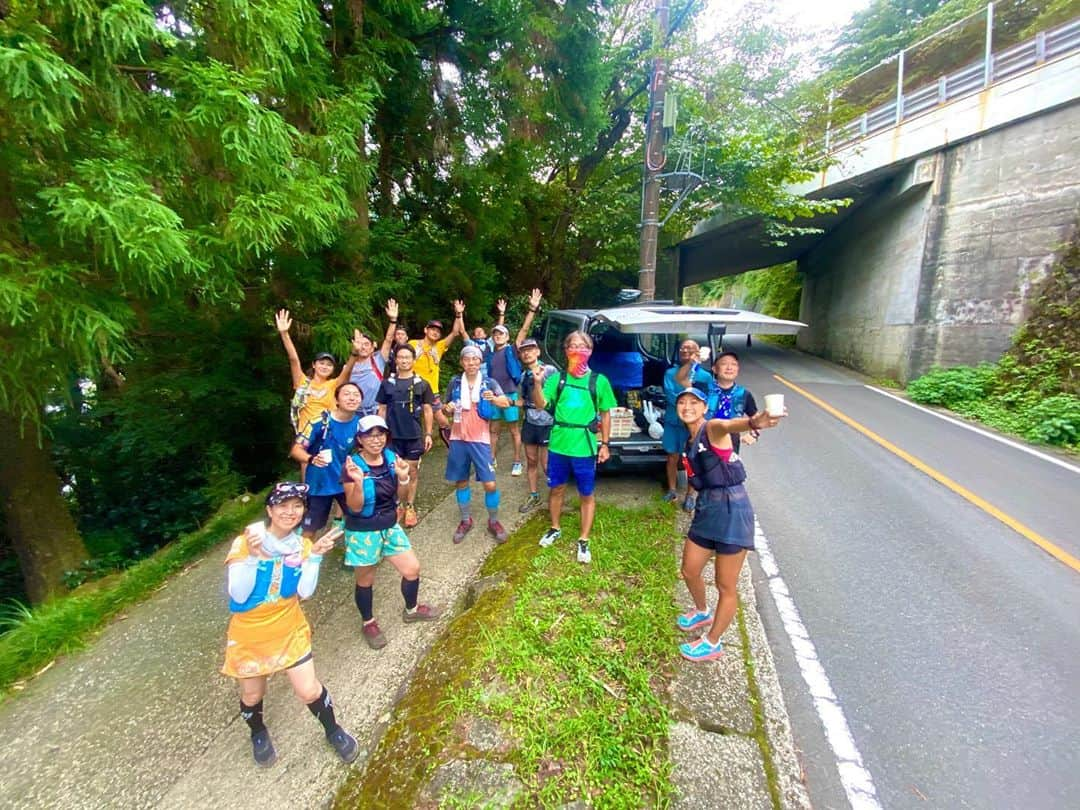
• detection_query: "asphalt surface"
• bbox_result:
[730,341,1080,810]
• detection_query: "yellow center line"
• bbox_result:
[773,374,1080,574]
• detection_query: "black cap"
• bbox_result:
[425,319,444,330]
[313,351,336,363]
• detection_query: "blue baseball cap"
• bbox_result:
[676,387,707,403]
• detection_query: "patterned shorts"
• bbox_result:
[344,523,412,567]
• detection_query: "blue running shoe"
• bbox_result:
[682,494,697,513]
[680,635,724,662]
[677,609,713,632]
[662,489,679,503]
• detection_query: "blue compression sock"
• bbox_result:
[484,489,500,521]
[456,487,471,520]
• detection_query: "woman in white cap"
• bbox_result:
[223,482,358,767]
[673,387,783,662]
[342,414,442,650]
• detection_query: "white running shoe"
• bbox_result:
[577,539,591,564]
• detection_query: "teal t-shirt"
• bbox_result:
[543,371,617,457]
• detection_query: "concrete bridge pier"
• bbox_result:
[796,102,1079,382]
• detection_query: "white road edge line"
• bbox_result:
[754,518,883,810]
[863,385,1080,476]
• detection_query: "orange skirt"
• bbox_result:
[221,597,312,679]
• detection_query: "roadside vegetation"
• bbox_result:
[335,503,679,808]
[906,228,1080,451]
[0,492,263,699]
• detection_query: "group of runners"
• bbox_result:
[219,295,784,767]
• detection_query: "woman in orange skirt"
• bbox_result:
[222,481,358,767]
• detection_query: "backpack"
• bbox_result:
[289,378,314,432]
[448,374,498,420]
[548,371,599,433]
[346,449,399,518]
[504,344,523,385]
[300,410,332,455]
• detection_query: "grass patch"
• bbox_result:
[0,490,266,699]
[335,502,680,808]
[736,600,782,810]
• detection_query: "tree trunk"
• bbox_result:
[0,412,88,604]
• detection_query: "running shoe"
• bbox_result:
[361,620,387,650]
[538,527,561,547]
[510,461,523,477]
[326,726,359,763]
[518,492,541,513]
[487,519,508,544]
[576,539,591,564]
[403,503,418,528]
[679,635,724,662]
[402,604,443,623]
[396,505,405,524]
[677,608,713,632]
[682,494,697,513]
[453,517,474,544]
[251,729,277,768]
[662,489,679,503]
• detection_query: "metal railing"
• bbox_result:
[824,11,1080,153]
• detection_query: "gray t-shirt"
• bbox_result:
[348,353,387,415]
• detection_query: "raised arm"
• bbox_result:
[275,309,306,389]
[495,297,507,328]
[342,456,367,513]
[514,288,543,346]
[379,299,398,361]
[333,330,362,387]
[445,299,465,347]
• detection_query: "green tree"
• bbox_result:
[0,0,374,602]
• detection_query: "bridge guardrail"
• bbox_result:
[826,15,1080,153]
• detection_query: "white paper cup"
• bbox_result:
[764,394,785,417]
[317,448,333,464]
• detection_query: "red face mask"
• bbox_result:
[566,347,591,377]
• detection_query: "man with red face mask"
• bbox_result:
[529,330,616,564]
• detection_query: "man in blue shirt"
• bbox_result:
[662,339,715,511]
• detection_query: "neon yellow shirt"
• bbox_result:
[410,337,452,393]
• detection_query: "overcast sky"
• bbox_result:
[701,0,871,47]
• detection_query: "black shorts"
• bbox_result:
[303,493,347,533]
[391,436,425,461]
[522,421,552,447]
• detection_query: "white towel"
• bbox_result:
[460,373,483,411]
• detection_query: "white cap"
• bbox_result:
[492,324,510,335]
[357,414,389,434]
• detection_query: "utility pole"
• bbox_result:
[638,0,670,302]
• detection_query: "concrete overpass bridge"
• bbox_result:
[675,10,1080,382]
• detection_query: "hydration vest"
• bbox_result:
[344,449,399,524]
[229,557,304,613]
[448,374,498,420]
[711,384,748,419]
[684,423,747,491]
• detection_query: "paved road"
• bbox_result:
[730,341,1080,810]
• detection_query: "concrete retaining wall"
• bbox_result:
[798,101,1080,381]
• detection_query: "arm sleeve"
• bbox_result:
[226,558,260,603]
[296,555,323,599]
